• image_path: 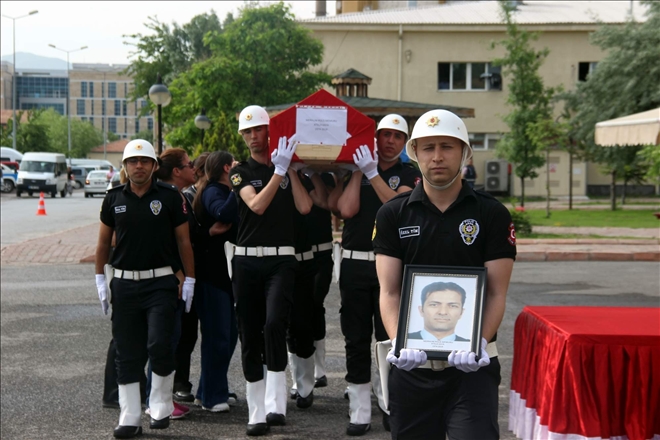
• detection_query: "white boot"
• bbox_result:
[149,372,174,421]
[347,383,372,425]
[372,368,389,415]
[288,352,297,398]
[295,355,315,399]
[265,370,287,416]
[118,382,142,426]
[246,379,267,425]
[314,339,327,380]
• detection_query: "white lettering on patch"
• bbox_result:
[114,205,126,214]
[399,226,420,239]
[250,180,263,188]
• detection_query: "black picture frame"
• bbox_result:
[394,264,487,361]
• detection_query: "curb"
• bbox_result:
[517,250,659,262]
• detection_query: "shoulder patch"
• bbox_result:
[231,173,242,186]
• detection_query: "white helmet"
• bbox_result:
[238,105,269,132]
[377,114,408,138]
[405,110,471,162]
[122,139,157,163]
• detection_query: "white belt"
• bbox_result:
[295,250,315,261]
[342,249,375,261]
[312,242,333,253]
[234,246,296,257]
[113,266,173,281]
[417,342,498,371]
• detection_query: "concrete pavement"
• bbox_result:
[1,222,657,265]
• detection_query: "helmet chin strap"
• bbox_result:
[380,149,403,163]
[419,145,471,191]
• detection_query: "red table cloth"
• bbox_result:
[509,306,660,440]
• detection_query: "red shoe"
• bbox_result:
[171,402,191,419]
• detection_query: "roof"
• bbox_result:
[90,139,129,153]
[595,108,660,147]
[266,95,474,118]
[303,1,649,26]
[334,69,372,80]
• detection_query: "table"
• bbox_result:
[509,306,660,440]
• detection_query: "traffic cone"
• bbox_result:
[36,192,47,216]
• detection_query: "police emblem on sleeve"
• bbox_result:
[458,219,479,245]
[388,176,400,190]
[150,200,162,215]
[508,222,517,246]
[231,173,242,186]
[280,174,290,189]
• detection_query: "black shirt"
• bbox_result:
[230,157,296,247]
[100,180,189,271]
[302,172,334,250]
[342,161,421,252]
[373,182,517,267]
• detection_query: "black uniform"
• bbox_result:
[340,161,421,385]
[372,182,517,440]
[230,158,298,382]
[101,180,188,385]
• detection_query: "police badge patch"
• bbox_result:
[458,219,480,245]
[150,200,162,215]
[231,173,242,186]
[388,176,400,190]
[280,174,290,189]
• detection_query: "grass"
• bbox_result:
[524,209,660,228]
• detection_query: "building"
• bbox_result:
[304,0,653,197]
[87,138,129,169]
[0,61,153,141]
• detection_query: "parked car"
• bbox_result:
[1,161,20,172]
[106,171,122,191]
[85,170,109,197]
[2,163,17,193]
[70,166,89,189]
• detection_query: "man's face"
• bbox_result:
[376,129,406,162]
[125,156,155,186]
[418,289,464,334]
[240,125,269,155]
[414,135,464,187]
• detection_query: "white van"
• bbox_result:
[16,152,69,198]
[1,146,24,163]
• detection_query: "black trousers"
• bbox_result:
[388,359,501,440]
[102,339,147,404]
[111,275,179,384]
[312,252,334,341]
[173,295,198,393]
[233,255,297,382]
[339,258,388,384]
[286,259,317,358]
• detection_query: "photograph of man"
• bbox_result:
[407,281,470,342]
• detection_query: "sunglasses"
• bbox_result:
[126,157,153,165]
[178,161,194,169]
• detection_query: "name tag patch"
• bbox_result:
[250,180,263,188]
[399,226,420,239]
[114,205,126,214]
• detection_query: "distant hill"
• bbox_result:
[1,52,68,70]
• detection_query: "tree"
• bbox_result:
[15,110,51,153]
[563,0,660,209]
[32,109,103,158]
[131,129,154,141]
[492,1,558,207]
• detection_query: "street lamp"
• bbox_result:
[194,108,211,150]
[2,10,38,151]
[148,73,171,155]
[48,43,88,166]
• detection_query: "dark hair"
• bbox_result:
[420,282,466,307]
[193,152,210,179]
[154,148,188,181]
[192,150,234,216]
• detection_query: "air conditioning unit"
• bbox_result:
[485,160,509,193]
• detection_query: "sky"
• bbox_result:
[1,1,336,66]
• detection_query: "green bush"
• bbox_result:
[509,209,533,236]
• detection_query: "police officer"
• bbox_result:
[330,114,421,436]
[95,140,195,439]
[373,110,516,439]
[228,105,312,436]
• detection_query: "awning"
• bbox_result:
[595,108,660,146]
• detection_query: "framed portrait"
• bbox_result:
[394,265,487,361]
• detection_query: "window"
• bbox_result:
[102,100,106,116]
[102,82,105,98]
[469,133,501,150]
[77,99,85,115]
[109,117,117,133]
[81,81,88,98]
[147,118,153,131]
[89,117,94,126]
[135,120,140,133]
[438,62,501,91]
[124,118,127,134]
[578,62,598,81]
[122,101,127,116]
[91,100,94,115]
[108,82,117,98]
[124,83,128,98]
[81,117,87,122]
[114,100,121,116]
[90,82,94,98]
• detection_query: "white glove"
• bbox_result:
[95,274,109,315]
[272,135,299,176]
[182,277,196,313]
[386,338,427,371]
[448,337,491,373]
[353,145,379,180]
